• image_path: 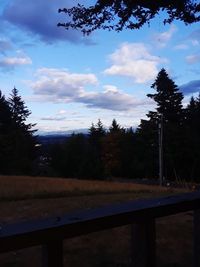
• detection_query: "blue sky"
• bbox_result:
[0,1,200,134]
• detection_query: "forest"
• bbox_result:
[0,69,200,182]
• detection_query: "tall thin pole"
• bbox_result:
[158,114,163,186]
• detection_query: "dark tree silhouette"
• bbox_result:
[0,91,12,133]
[7,87,37,174]
[147,68,184,125]
[138,69,184,180]
[183,94,200,181]
[109,119,123,133]
[0,91,13,173]
[58,0,200,34]
[89,119,106,145]
[88,119,106,178]
[8,87,35,133]
[102,119,124,177]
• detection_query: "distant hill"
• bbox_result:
[36,129,89,145]
[37,135,69,145]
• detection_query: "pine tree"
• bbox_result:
[87,119,106,178]
[147,68,183,124]
[109,119,123,133]
[89,119,105,146]
[7,87,37,174]
[186,94,200,133]
[183,94,200,181]
[0,91,13,173]
[8,87,35,133]
[102,119,124,177]
[138,69,184,180]
[0,91,12,133]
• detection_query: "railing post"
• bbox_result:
[193,209,200,267]
[131,219,156,267]
[42,240,63,267]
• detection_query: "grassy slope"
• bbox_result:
[0,175,184,201]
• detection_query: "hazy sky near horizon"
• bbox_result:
[0,1,200,133]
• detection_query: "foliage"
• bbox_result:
[147,69,184,124]
[138,69,185,180]
[0,88,37,175]
[0,91,13,173]
[58,0,200,34]
[1,73,200,182]
[183,94,200,181]
[49,79,200,182]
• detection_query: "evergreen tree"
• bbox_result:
[8,87,35,132]
[138,69,184,180]
[109,119,122,133]
[50,133,89,178]
[7,87,37,174]
[186,94,200,133]
[0,91,12,132]
[0,91,13,173]
[87,119,106,178]
[89,119,106,143]
[147,68,183,124]
[102,119,124,177]
[183,94,200,181]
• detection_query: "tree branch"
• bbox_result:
[58,0,200,34]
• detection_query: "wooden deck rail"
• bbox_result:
[1,191,200,267]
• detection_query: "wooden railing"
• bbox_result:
[1,191,200,267]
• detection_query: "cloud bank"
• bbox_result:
[180,80,200,94]
[2,0,92,44]
[30,68,145,111]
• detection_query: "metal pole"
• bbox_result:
[158,114,163,186]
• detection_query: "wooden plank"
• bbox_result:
[42,240,63,267]
[193,209,200,267]
[131,220,156,267]
[0,191,200,253]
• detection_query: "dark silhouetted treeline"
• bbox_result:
[0,88,37,174]
[1,69,200,182]
[48,69,200,182]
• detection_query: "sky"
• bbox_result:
[0,1,200,134]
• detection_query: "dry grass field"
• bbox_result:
[0,175,193,267]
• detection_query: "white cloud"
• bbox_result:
[57,109,67,115]
[78,85,143,111]
[153,25,177,48]
[0,55,32,66]
[29,68,147,111]
[174,44,188,50]
[191,40,199,46]
[186,54,200,64]
[40,116,66,121]
[31,68,98,101]
[104,42,163,83]
[189,29,200,47]
[0,50,32,70]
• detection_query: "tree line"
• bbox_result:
[0,69,200,182]
[49,69,200,182]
